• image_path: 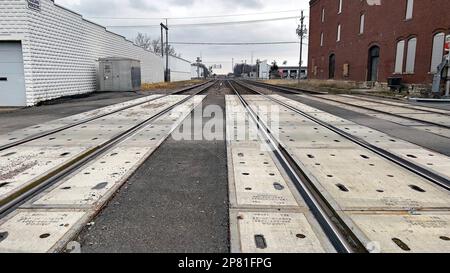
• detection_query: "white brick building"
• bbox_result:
[167,55,193,82]
[0,0,191,106]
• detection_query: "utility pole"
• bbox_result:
[160,24,164,58]
[296,11,307,85]
[160,21,170,82]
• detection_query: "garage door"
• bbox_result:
[0,42,26,107]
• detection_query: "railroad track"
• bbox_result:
[0,81,217,241]
[228,80,450,253]
[0,80,214,152]
[236,80,450,190]
[244,80,450,130]
[227,80,365,253]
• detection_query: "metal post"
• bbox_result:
[165,19,170,82]
[297,11,306,85]
[446,53,450,97]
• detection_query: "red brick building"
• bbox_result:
[308,0,450,85]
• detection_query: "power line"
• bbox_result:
[105,16,299,28]
[87,9,301,20]
[170,41,308,46]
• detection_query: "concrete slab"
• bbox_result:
[232,210,327,253]
[0,209,88,253]
[27,96,205,209]
[343,95,450,114]
[296,148,450,210]
[347,212,450,253]
[230,145,299,208]
[243,96,450,211]
[315,95,450,127]
[0,95,189,205]
[0,96,206,253]
[226,95,335,253]
[0,95,162,147]
[0,145,91,203]
[270,95,450,180]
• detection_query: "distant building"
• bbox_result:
[278,66,308,79]
[308,0,450,85]
[257,60,270,79]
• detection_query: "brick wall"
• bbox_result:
[0,0,165,106]
[308,0,450,85]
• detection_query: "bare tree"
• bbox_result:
[134,33,152,51]
[134,33,179,56]
[150,38,162,54]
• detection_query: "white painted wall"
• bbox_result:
[0,0,165,106]
[191,64,205,79]
[166,55,192,82]
[258,60,270,79]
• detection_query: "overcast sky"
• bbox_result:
[56,0,310,74]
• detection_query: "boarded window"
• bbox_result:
[394,40,405,73]
[405,38,417,73]
[430,33,445,73]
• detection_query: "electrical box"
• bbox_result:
[98,58,141,92]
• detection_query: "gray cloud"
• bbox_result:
[169,0,196,7]
[56,0,306,73]
[129,0,159,11]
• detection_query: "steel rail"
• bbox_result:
[0,81,217,219]
[237,80,450,191]
[0,80,214,152]
[227,80,367,254]
[246,80,450,130]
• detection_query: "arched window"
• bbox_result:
[430,32,445,73]
[405,37,417,73]
[368,46,380,81]
[394,40,405,73]
[329,54,336,79]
